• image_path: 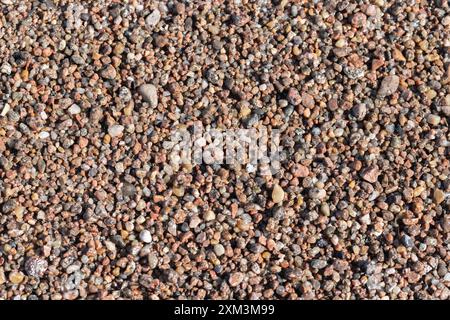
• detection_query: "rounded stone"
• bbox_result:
[311,259,327,269]
[24,257,48,278]
[352,103,367,119]
[148,253,158,269]
[272,184,285,204]
[378,75,400,97]
[100,65,117,79]
[228,272,244,287]
[433,189,445,204]
[213,244,225,256]
[9,271,24,284]
[68,104,81,115]
[139,230,152,244]
[427,114,441,126]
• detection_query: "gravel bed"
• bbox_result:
[0,0,449,300]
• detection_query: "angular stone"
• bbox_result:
[138,84,158,107]
[360,166,380,183]
[145,9,161,27]
[108,124,124,137]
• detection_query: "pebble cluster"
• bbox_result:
[0,0,449,300]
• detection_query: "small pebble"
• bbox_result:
[228,272,244,287]
[204,210,216,222]
[378,75,400,97]
[145,9,161,27]
[427,114,441,126]
[68,104,81,115]
[138,84,158,107]
[108,124,124,137]
[352,104,367,119]
[214,244,225,257]
[287,88,301,106]
[433,189,445,204]
[360,166,380,183]
[100,65,117,80]
[9,272,24,285]
[39,131,50,139]
[272,184,285,204]
[309,188,326,200]
[148,253,158,269]
[320,203,330,216]
[0,103,10,116]
[139,230,152,244]
[311,259,327,269]
[24,257,48,278]
[401,235,414,248]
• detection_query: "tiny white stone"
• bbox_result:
[39,131,50,139]
[1,63,12,75]
[0,103,10,117]
[68,104,81,115]
[59,40,66,51]
[105,241,116,253]
[214,244,225,256]
[115,162,125,173]
[203,210,216,222]
[108,124,124,137]
[138,84,158,107]
[145,9,161,27]
[40,111,48,120]
[196,137,206,147]
[444,273,450,282]
[139,230,152,243]
[360,214,371,225]
[334,128,344,137]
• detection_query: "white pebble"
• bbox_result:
[1,63,12,75]
[360,214,371,225]
[0,103,10,117]
[68,104,81,115]
[40,111,48,120]
[108,124,124,137]
[145,9,161,27]
[139,230,152,243]
[138,84,158,107]
[39,131,50,139]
